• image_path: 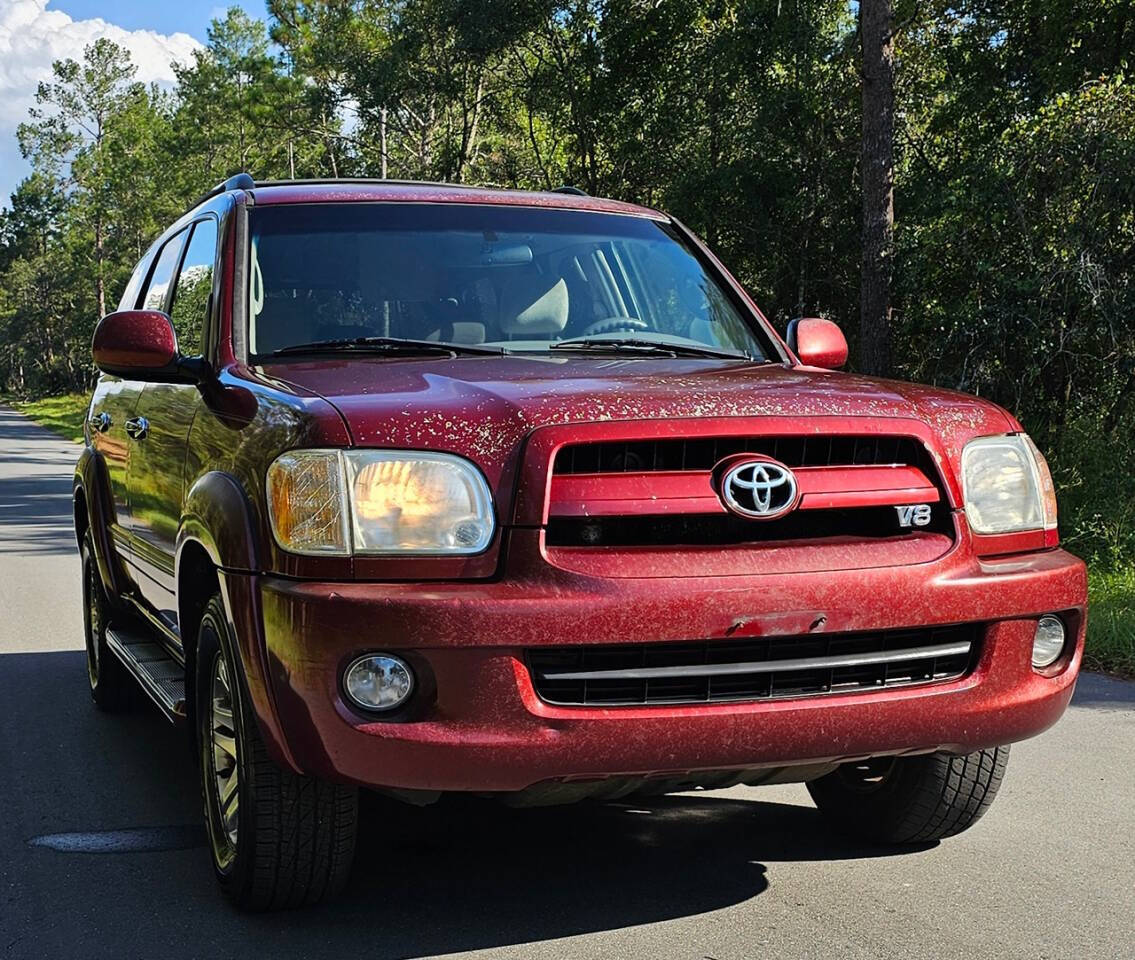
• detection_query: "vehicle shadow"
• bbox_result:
[283,789,927,958]
[4,650,931,959]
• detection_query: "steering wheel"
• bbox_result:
[579,316,649,337]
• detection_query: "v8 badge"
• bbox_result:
[896,504,933,528]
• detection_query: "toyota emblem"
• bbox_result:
[719,457,800,520]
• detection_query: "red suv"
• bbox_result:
[75,174,1087,909]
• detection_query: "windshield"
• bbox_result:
[247,203,771,360]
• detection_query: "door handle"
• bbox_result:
[124,416,149,440]
[88,411,111,433]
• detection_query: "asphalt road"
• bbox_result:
[2,403,1133,960]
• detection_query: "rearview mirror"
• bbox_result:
[92,310,207,383]
[787,317,848,370]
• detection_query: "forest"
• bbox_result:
[0,1,1132,665]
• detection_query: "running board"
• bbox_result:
[105,625,187,722]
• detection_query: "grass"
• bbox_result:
[4,392,89,443]
[1086,568,1135,678]
[3,388,1134,678]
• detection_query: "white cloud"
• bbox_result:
[0,0,202,200]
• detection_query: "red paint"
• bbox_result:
[792,317,849,369]
[548,463,939,517]
[91,310,178,375]
[75,180,1089,807]
[253,537,1086,791]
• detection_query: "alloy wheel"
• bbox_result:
[209,652,240,859]
[84,552,101,687]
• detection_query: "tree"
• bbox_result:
[859,0,895,377]
[18,38,145,318]
[173,8,337,185]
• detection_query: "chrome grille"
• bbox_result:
[527,625,978,706]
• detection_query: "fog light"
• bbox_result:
[344,654,414,711]
[1032,616,1066,669]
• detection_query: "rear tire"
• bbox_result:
[195,595,358,909]
[81,532,132,711]
[807,747,1010,844]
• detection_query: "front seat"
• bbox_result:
[498,271,570,340]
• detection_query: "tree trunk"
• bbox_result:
[859,0,894,377]
[94,212,106,319]
[380,106,388,179]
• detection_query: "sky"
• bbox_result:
[0,0,264,203]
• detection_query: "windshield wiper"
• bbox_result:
[262,336,504,358]
[550,337,754,361]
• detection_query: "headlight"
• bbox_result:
[961,434,1058,535]
[267,450,495,555]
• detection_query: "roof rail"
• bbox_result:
[552,185,588,196]
[187,172,255,213]
[252,177,483,191]
[217,172,255,193]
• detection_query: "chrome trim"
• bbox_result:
[124,416,149,440]
[538,640,972,682]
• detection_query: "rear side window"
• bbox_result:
[169,220,217,356]
[141,230,187,312]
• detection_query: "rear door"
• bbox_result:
[127,218,217,631]
[90,233,184,557]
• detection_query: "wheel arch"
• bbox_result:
[73,446,125,599]
[176,471,299,773]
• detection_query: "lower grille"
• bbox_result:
[527,625,978,706]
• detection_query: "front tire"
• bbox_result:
[195,595,358,909]
[81,532,132,711]
[807,747,1010,844]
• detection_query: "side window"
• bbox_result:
[118,255,150,311]
[169,221,217,356]
[141,230,187,313]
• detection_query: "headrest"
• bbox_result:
[426,321,487,344]
[499,274,569,335]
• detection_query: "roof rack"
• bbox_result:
[253,177,485,191]
[187,174,596,214]
[190,172,255,209]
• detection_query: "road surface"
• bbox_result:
[1,403,1133,960]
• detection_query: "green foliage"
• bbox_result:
[5,392,90,442]
[1087,568,1135,678]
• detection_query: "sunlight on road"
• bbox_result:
[0,405,85,653]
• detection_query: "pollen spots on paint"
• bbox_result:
[332,362,1013,489]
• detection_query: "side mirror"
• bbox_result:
[91,310,208,383]
[787,317,848,370]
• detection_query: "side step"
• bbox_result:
[105,625,187,722]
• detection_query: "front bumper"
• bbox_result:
[241,531,1087,793]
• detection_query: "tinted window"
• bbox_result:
[118,256,150,311]
[142,230,187,313]
[248,204,767,358]
[169,220,216,355]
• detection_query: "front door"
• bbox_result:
[90,228,187,572]
[127,218,216,633]
[89,378,142,537]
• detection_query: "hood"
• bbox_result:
[255,354,1014,490]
